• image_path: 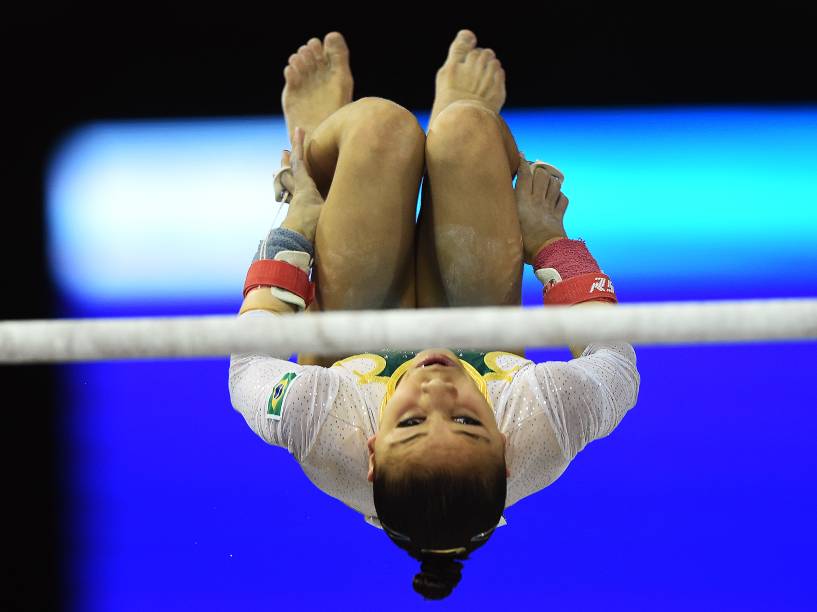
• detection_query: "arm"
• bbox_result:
[514,155,618,357]
[567,301,615,358]
[240,288,299,316]
[230,126,332,458]
[513,155,638,457]
[239,127,322,317]
[531,340,639,461]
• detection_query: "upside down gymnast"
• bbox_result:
[229,29,640,600]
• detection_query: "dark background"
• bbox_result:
[2,4,814,609]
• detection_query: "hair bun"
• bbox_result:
[413,558,464,600]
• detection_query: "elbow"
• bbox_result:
[611,343,641,410]
[227,354,251,414]
[626,347,641,409]
[628,367,641,410]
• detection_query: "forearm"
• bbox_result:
[531,237,618,358]
[531,236,590,357]
[279,216,317,246]
[536,341,639,461]
[240,217,311,315]
[239,287,300,315]
[515,157,620,359]
[531,235,567,262]
[567,301,616,358]
[239,221,315,315]
[240,127,322,316]
[228,308,310,450]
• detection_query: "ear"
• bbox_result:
[367,434,377,483]
[501,433,510,479]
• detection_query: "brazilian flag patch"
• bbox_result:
[267,372,298,420]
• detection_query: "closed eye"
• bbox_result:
[397,416,482,427]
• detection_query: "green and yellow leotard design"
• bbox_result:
[331,349,525,425]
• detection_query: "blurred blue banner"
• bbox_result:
[48,108,817,611]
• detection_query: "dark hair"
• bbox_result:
[413,557,464,600]
[373,454,507,600]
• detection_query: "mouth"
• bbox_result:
[396,353,458,388]
[414,354,456,369]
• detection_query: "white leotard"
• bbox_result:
[229,309,640,529]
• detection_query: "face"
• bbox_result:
[367,348,509,482]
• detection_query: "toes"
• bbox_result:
[491,61,505,85]
[493,67,506,96]
[298,45,317,71]
[289,53,307,73]
[306,37,325,65]
[479,58,502,93]
[447,29,477,63]
[284,65,301,88]
[324,31,349,65]
[477,48,496,66]
[464,48,481,67]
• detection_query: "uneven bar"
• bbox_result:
[0,299,816,363]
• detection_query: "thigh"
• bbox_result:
[296,280,416,368]
[416,105,523,309]
[296,98,422,367]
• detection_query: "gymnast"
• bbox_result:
[229,29,640,600]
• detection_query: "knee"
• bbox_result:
[427,101,502,159]
[345,97,425,157]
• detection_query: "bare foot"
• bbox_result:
[282,32,354,146]
[429,29,506,126]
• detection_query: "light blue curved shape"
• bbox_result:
[47,107,817,308]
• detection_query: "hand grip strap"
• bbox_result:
[243,259,315,306]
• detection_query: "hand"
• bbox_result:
[279,126,325,244]
[513,153,569,265]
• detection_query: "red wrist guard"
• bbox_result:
[543,273,617,305]
[243,259,315,306]
[534,238,601,279]
[534,239,618,305]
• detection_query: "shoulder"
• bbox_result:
[329,353,393,416]
[330,353,393,383]
[484,351,532,379]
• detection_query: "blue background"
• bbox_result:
[49,108,817,610]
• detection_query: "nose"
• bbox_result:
[421,377,457,398]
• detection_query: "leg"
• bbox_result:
[416,101,526,354]
[297,97,425,367]
[417,100,523,306]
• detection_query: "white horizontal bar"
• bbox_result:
[1,299,816,364]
